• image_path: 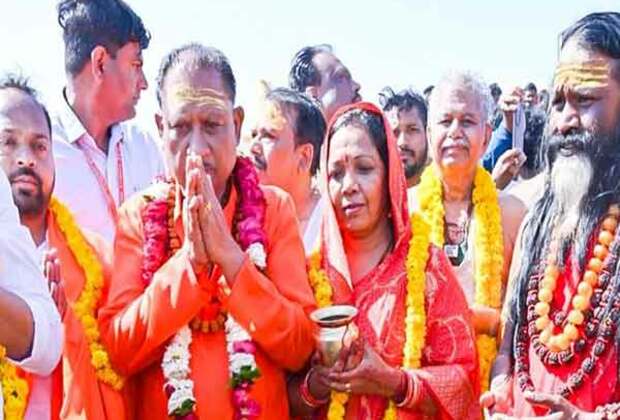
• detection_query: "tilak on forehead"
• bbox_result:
[257,98,287,131]
[171,84,230,111]
[553,59,611,89]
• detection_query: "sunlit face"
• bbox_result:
[327,124,388,239]
[0,89,54,217]
[386,106,427,182]
[312,52,362,122]
[428,87,491,176]
[549,39,620,141]
[156,66,243,198]
[101,42,148,123]
[250,100,303,190]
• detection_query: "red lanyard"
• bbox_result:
[78,137,125,223]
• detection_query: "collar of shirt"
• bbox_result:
[56,88,124,150]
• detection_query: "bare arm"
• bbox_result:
[0,288,34,359]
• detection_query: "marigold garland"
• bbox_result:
[307,213,429,419]
[49,197,124,390]
[417,164,504,392]
[0,345,28,420]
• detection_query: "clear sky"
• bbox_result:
[0,0,617,133]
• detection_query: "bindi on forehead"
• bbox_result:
[553,60,610,90]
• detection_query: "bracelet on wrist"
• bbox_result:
[299,369,329,408]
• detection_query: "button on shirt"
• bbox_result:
[52,93,166,244]
[0,171,63,420]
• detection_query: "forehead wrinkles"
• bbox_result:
[169,83,230,113]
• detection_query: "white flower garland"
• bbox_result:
[162,243,267,417]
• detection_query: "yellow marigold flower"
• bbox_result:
[417,165,503,392]
[49,197,124,389]
[307,213,430,419]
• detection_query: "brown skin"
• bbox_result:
[523,88,539,109]
[304,51,361,123]
[250,102,318,234]
[481,41,620,419]
[0,89,68,318]
[0,88,52,359]
[386,107,428,187]
[67,41,148,152]
[303,124,405,405]
[155,64,246,284]
[422,85,526,336]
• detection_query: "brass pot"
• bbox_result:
[310,305,359,367]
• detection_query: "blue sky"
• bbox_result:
[0,0,617,132]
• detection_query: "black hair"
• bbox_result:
[507,12,620,357]
[0,74,51,135]
[522,107,546,173]
[288,44,333,92]
[57,0,150,76]
[560,12,620,81]
[156,43,237,106]
[422,85,434,97]
[524,82,537,93]
[489,83,502,100]
[329,108,389,171]
[266,88,326,175]
[378,87,428,128]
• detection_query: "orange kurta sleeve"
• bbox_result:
[98,195,211,375]
[46,212,129,420]
[227,188,316,371]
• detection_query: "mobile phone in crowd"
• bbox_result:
[512,103,526,152]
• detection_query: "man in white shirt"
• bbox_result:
[248,87,325,254]
[52,0,165,243]
[0,77,63,419]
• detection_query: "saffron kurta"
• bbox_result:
[99,182,316,419]
[46,206,128,419]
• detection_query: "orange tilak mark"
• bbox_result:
[173,86,230,110]
[553,61,610,89]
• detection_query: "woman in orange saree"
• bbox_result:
[290,102,480,419]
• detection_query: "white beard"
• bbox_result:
[550,154,593,241]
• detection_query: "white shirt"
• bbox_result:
[52,92,166,244]
[0,171,63,420]
[303,198,323,255]
[24,242,52,420]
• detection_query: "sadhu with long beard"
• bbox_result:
[481,11,620,419]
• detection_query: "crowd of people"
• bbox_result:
[0,1,619,419]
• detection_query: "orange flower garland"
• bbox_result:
[535,205,620,352]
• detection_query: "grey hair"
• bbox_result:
[428,70,494,124]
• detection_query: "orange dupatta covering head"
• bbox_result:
[316,102,480,419]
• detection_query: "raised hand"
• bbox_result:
[43,248,66,317]
[183,154,210,274]
[187,153,244,283]
[492,149,526,190]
